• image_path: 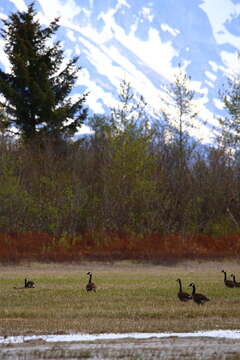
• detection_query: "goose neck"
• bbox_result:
[178,279,182,292]
[191,284,196,295]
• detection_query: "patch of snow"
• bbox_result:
[160,24,180,37]
[141,7,154,22]
[205,71,217,82]
[1,330,240,344]
[9,0,27,12]
[205,80,214,88]
[213,98,225,110]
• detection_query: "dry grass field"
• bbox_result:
[0,260,240,337]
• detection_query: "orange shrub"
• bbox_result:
[0,231,240,262]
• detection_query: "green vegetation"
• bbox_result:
[0,113,239,240]
[0,75,239,240]
[0,5,239,247]
[0,262,240,336]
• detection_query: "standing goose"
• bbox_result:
[221,270,235,288]
[231,274,240,288]
[189,282,210,305]
[86,272,96,292]
[25,278,35,288]
[176,279,192,302]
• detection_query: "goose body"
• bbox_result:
[222,270,235,288]
[176,279,192,302]
[189,282,210,305]
[231,274,240,288]
[25,278,35,288]
[86,272,96,292]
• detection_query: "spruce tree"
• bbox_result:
[0,2,88,140]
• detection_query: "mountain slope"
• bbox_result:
[0,0,239,141]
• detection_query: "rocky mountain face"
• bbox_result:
[0,0,239,140]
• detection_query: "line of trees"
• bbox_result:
[0,3,239,240]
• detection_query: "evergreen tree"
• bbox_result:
[0,2,88,140]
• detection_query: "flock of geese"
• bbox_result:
[13,269,239,305]
[177,269,240,305]
[13,271,96,292]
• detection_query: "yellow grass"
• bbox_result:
[0,260,239,336]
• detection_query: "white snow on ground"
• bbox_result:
[1,330,240,344]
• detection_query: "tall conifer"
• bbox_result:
[0,2,88,140]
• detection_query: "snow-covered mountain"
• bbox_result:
[0,0,240,141]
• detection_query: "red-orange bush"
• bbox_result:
[0,231,240,262]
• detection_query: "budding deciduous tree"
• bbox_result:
[218,61,240,150]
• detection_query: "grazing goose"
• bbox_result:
[188,282,210,305]
[221,270,235,288]
[231,274,240,288]
[176,278,192,302]
[86,272,96,292]
[25,278,35,288]
[13,278,35,290]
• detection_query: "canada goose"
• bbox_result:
[86,272,96,292]
[13,278,35,290]
[231,274,240,288]
[221,270,235,288]
[189,282,210,305]
[25,278,35,288]
[176,278,192,302]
